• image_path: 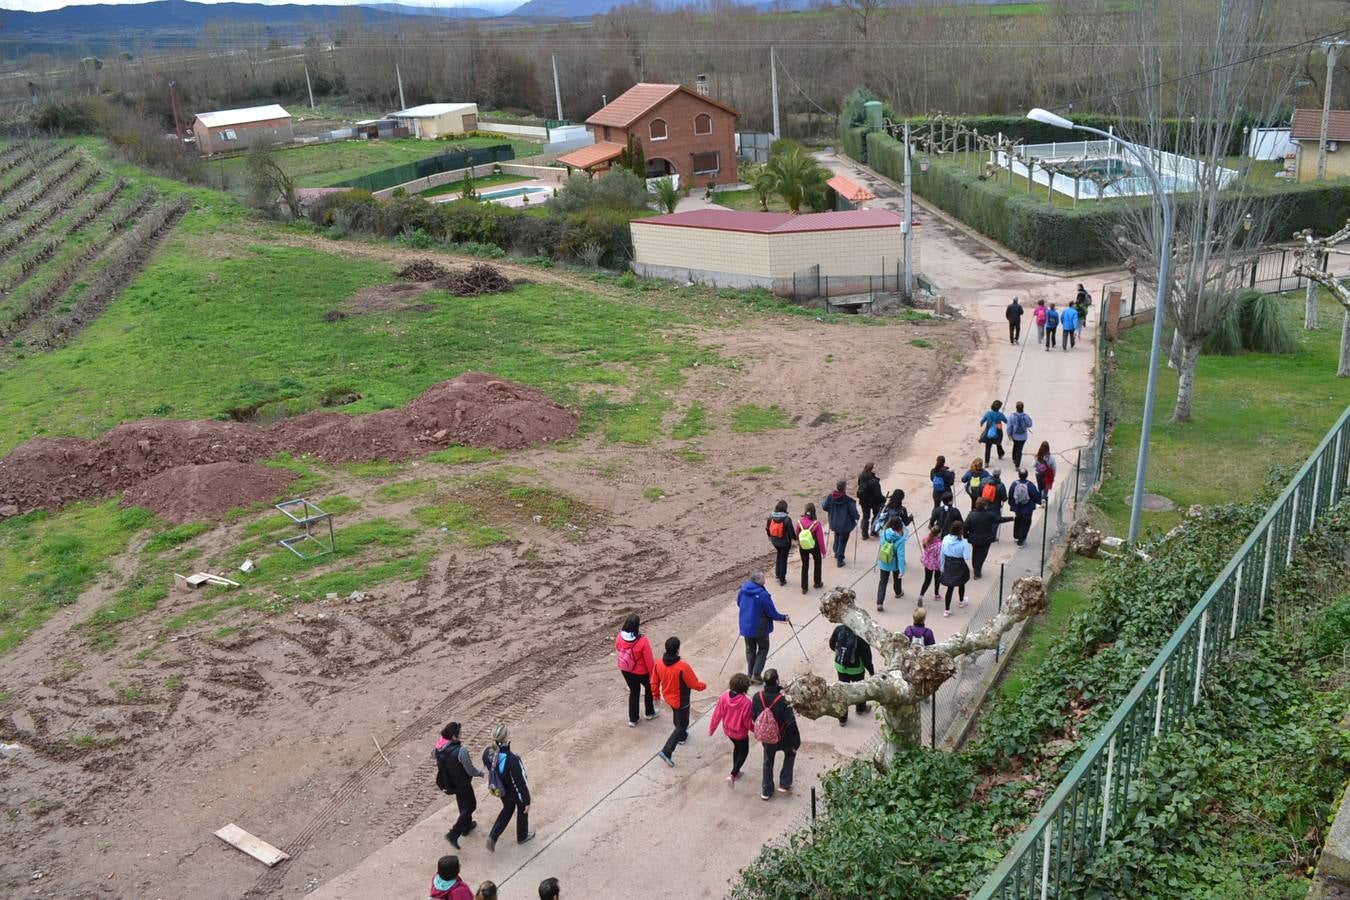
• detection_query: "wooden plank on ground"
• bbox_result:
[214,823,290,867]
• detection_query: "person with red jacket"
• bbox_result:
[430,855,473,900]
[797,503,825,595]
[708,672,754,784]
[651,636,706,767]
[615,613,657,727]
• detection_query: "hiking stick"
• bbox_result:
[718,634,741,675]
[788,619,811,663]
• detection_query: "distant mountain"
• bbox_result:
[507,0,812,16]
[363,3,496,17]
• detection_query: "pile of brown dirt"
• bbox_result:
[396,259,451,282]
[121,461,298,523]
[0,373,577,515]
[437,264,512,297]
[341,282,432,316]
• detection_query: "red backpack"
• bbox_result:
[981,481,999,503]
[768,518,786,539]
[753,692,783,743]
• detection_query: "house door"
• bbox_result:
[463,113,477,132]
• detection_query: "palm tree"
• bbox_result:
[746,163,775,211]
[652,176,679,214]
[764,147,829,214]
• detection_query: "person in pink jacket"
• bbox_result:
[1033,299,1048,345]
[708,672,754,784]
[797,503,826,595]
[615,613,657,727]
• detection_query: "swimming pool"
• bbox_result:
[481,185,551,200]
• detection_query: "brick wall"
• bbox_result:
[626,93,739,187]
[196,117,293,155]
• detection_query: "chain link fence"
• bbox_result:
[975,404,1350,899]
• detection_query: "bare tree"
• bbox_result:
[784,580,1047,767]
[1113,0,1290,423]
[244,141,300,219]
[839,0,889,40]
[1293,219,1350,377]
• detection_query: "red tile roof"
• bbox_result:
[1290,108,1350,142]
[826,174,875,203]
[635,208,903,234]
[556,141,625,170]
[585,83,739,128]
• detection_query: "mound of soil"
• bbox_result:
[342,281,432,316]
[122,462,298,523]
[0,374,578,515]
[396,259,451,282]
[437,264,512,297]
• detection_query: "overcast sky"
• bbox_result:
[2,0,518,11]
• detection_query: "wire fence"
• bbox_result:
[974,403,1350,900]
[331,143,516,193]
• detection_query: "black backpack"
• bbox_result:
[833,628,861,668]
[434,742,467,794]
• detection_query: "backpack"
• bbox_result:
[908,627,927,649]
[931,472,946,491]
[768,518,786,539]
[1012,480,1031,506]
[798,520,817,551]
[878,535,896,566]
[985,422,1000,440]
[482,746,505,797]
[1010,412,1029,435]
[617,638,637,672]
[967,475,983,494]
[834,629,861,668]
[981,482,999,503]
[753,692,783,744]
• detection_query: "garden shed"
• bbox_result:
[192,104,292,155]
[389,103,480,140]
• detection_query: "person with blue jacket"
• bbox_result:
[1044,303,1061,350]
[1007,401,1033,469]
[978,400,1008,465]
[821,479,860,567]
[1059,302,1080,350]
[874,522,907,611]
[737,571,790,684]
[1008,468,1043,546]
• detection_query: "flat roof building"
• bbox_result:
[388,103,480,140]
[192,104,292,155]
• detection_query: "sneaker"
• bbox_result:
[750,675,764,685]
[628,720,638,728]
[838,717,847,726]
[959,600,968,608]
[445,832,460,849]
[518,831,536,845]
[678,738,688,745]
[728,772,739,784]
[464,821,477,834]
[802,587,809,595]
[486,837,496,852]
[777,785,792,795]
[837,559,846,567]
[814,582,824,589]
[760,793,772,801]
[943,610,951,617]
[644,711,659,720]
[876,603,884,611]
[658,751,674,767]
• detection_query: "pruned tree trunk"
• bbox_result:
[1171,337,1202,422]
[1292,222,1350,377]
[1341,309,1350,378]
[1306,275,1321,329]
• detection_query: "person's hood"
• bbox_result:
[662,652,681,666]
[883,526,903,540]
[769,510,792,521]
[619,630,639,643]
[435,735,451,751]
[760,682,784,699]
[433,875,457,892]
[830,489,848,499]
[740,579,769,597]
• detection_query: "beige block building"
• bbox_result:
[630,208,905,295]
[1289,108,1350,182]
[389,103,479,140]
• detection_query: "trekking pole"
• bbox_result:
[788,619,811,663]
[718,634,741,675]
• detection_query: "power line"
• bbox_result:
[773,53,834,118]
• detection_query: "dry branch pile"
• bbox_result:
[396,259,451,282]
[437,264,513,297]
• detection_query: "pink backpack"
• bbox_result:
[753,692,783,743]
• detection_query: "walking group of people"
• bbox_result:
[1004,284,1092,350]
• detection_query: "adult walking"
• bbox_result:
[929,455,956,505]
[615,613,657,727]
[857,463,885,540]
[960,458,989,511]
[874,518,907,611]
[1007,401,1033,469]
[1033,441,1057,505]
[765,500,797,586]
[965,499,1013,579]
[1009,468,1042,546]
[828,624,875,725]
[1033,298,1048,344]
[1005,295,1024,344]
[709,673,753,784]
[484,724,534,851]
[918,522,943,605]
[1044,303,1060,350]
[737,571,790,683]
[797,503,825,595]
[874,488,913,536]
[751,669,800,801]
[435,722,484,850]
[821,479,860,567]
[652,636,706,767]
[1075,282,1091,315]
[938,521,973,617]
[929,489,963,537]
[978,400,1008,464]
[1060,301,1080,350]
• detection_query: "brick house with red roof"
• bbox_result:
[558,83,739,187]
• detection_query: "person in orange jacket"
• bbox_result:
[650,636,706,767]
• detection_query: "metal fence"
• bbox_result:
[975,403,1350,899]
[332,144,516,192]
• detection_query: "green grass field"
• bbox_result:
[713,188,790,213]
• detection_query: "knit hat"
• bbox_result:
[491,723,509,746]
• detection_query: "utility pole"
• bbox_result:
[769,47,780,140]
[395,62,406,111]
[1317,39,1347,180]
[551,55,563,122]
[304,65,315,111]
[168,80,183,140]
[902,120,913,300]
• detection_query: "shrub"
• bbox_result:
[547,169,653,214]
[1203,290,1297,356]
[558,208,634,268]
[35,102,99,135]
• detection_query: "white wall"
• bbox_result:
[1248,128,1297,161]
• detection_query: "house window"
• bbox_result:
[602,126,610,141]
[694,113,712,135]
[221,129,237,141]
[692,151,720,175]
[649,118,668,141]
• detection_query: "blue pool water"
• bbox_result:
[482,185,549,200]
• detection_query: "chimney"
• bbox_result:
[694,74,709,97]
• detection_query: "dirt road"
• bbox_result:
[311,179,1112,897]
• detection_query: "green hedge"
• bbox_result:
[861,130,1350,267]
[842,125,869,163]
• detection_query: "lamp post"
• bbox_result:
[903,120,913,300]
[1027,108,1172,546]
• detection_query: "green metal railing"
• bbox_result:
[976,403,1350,899]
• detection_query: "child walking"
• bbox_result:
[708,673,753,784]
[918,523,942,605]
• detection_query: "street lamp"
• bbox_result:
[1027,108,1173,546]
